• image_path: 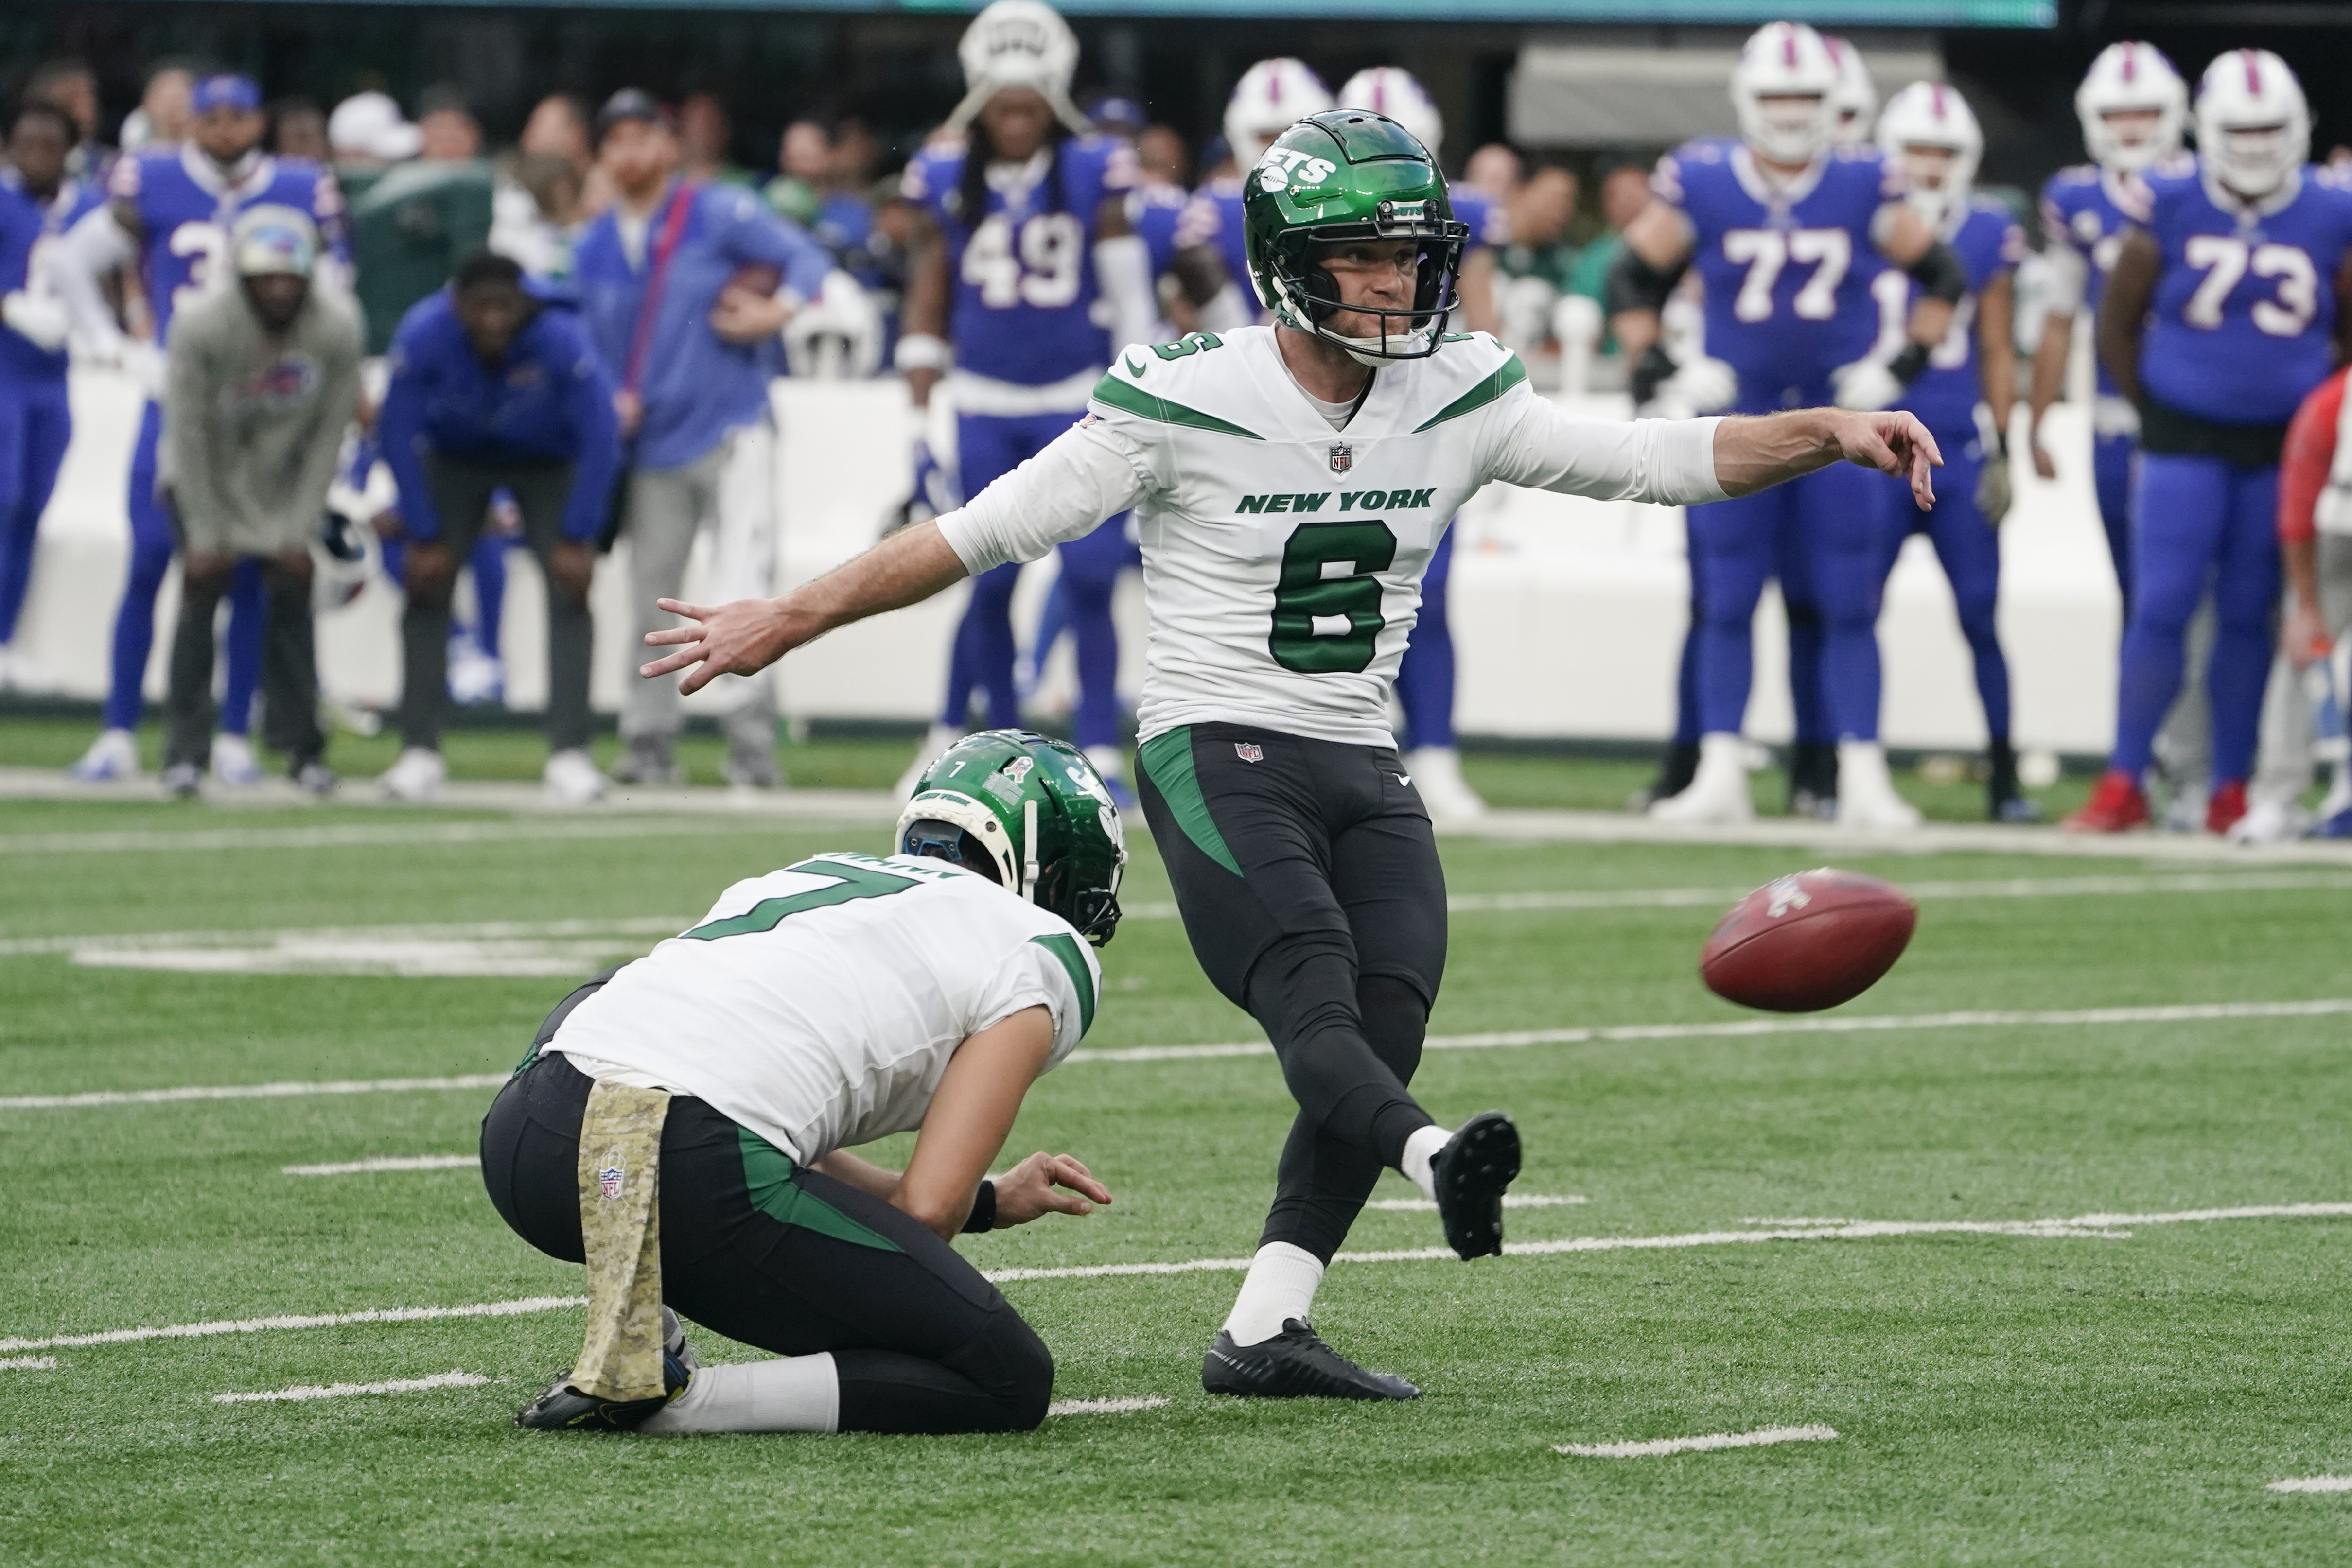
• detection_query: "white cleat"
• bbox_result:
[895,723,967,798]
[377,746,448,802]
[544,747,608,804]
[1407,746,1487,823]
[1649,733,1754,824]
[210,732,264,787]
[67,727,140,783]
[2228,796,2307,845]
[1834,741,1923,830]
[0,644,57,694]
[448,646,507,708]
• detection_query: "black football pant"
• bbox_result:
[480,983,1054,1435]
[163,551,320,772]
[1137,722,1448,1264]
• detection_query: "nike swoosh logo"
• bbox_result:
[1397,775,1412,787]
[1123,355,1145,377]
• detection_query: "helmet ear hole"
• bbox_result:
[1300,262,1342,323]
[900,818,1004,886]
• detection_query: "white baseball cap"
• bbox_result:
[328,91,421,161]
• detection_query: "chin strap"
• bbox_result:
[1022,798,1040,904]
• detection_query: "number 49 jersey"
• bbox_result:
[1655,137,1895,409]
[2135,157,2352,428]
[902,135,1136,390]
[109,146,347,344]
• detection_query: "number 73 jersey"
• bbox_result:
[2136,156,2352,427]
[1655,137,1893,409]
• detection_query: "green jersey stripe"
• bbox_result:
[1091,373,1264,439]
[1410,354,1529,433]
[1138,728,1244,878]
[737,1129,903,1253]
[1028,933,1098,1037]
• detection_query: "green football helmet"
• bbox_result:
[1241,109,1471,365]
[895,730,1128,946]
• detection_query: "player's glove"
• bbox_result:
[1975,431,2013,526]
[1661,354,1737,416]
[1628,343,1676,409]
[892,436,959,535]
[1832,356,1903,412]
[1,290,69,352]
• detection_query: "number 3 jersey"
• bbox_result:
[544,854,1100,1165]
[1655,137,1895,410]
[108,145,347,344]
[901,135,1135,397]
[2133,156,2352,429]
[936,326,1726,748]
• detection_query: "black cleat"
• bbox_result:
[1202,1320,1420,1400]
[1432,1111,1521,1260]
[515,1342,693,1432]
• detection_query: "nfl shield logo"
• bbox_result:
[1329,443,1353,474]
[1234,742,1264,763]
[599,1166,624,1201]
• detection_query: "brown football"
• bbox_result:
[1700,868,1917,1012]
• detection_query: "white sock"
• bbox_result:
[1220,1242,1325,1346]
[1401,1123,1451,1202]
[637,1352,840,1434]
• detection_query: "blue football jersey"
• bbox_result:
[0,168,105,379]
[1449,189,1511,252]
[1877,198,2024,438]
[902,134,1135,387]
[2136,157,2352,427]
[2039,164,2145,397]
[108,146,348,343]
[1656,137,1896,408]
[1127,177,1190,278]
[1176,175,1252,315]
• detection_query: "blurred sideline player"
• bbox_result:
[2030,43,2187,610]
[636,107,1945,1396]
[1632,32,1876,818]
[1336,66,1496,820]
[895,1,1156,801]
[1871,83,2037,821]
[1174,60,1334,333]
[2070,51,2352,834]
[0,101,103,693]
[53,72,347,785]
[2259,362,2352,838]
[1612,22,1963,828]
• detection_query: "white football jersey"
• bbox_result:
[938,325,1723,747]
[545,853,1099,1165]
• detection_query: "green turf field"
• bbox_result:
[3,746,2348,1564]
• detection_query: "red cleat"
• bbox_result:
[2064,769,2150,833]
[2205,779,2248,836]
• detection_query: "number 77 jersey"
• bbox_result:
[1654,136,1894,409]
[2136,154,2352,427]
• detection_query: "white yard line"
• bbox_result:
[1365,1195,1588,1211]
[0,1074,508,1111]
[1046,1395,1170,1416]
[282,1155,480,1177]
[1,1355,56,1370]
[0,817,773,857]
[1556,1424,1839,1458]
[2268,1475,2352,1493]
[10,1203,2348,1355]
[1069,998,2352,1064]
[212,1371,489,1404]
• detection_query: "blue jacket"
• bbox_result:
[378,283,620,543]
[573,179,831,469]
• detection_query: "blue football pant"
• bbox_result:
[105,402,264,734]
[944,408,1129,744]
[1878,440,2012,742]
[2093,431,2137,617]
[0,379,72,646]
[1686,460,1878,741]
[2110,453,2280,785]
[1666,506,1825,749]
[1396,523,1457,751]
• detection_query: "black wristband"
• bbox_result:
[1629,343,1677,406]
[1888,341,1931,385]
[962,1179,997,1233]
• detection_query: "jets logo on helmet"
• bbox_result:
[2075,41,2187,174]
[1729,21,1842,166]
[1878,81,1982,230]
[2195,49,2308,202]
[1225,58,1334,170]
[1823,36,1878,149]
[895,730,1128,946]
[1336,67,1443,159]
[947,0,1089,135]
[1242,110,1470,366]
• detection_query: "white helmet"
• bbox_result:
[1335,67,1442,158]
[2195,49,2309,200]
[1878,81,1982,229]
[946,0,1089,136]
[2075,41,2187,173]
[1730,22,1842,166]
[1824,36,1878,148]
[1224,58,1333,169]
